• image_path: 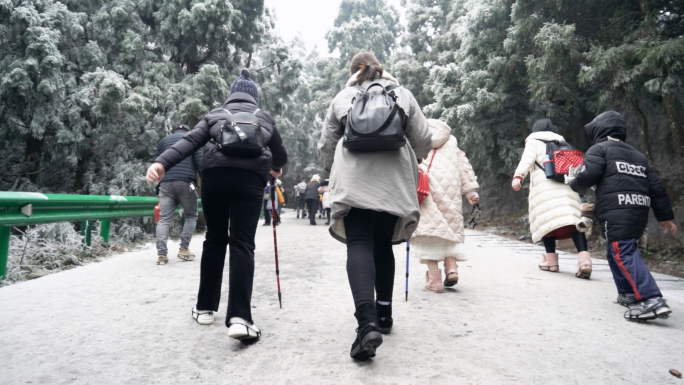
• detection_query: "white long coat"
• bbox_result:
[410,120,479,261]
[513,131,582,243]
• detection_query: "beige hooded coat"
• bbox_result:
[317,72,433,244]
[513,131,582,243]
[410,120,479,261]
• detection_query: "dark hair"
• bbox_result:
[531,118,557,133]
[350,52,383,85]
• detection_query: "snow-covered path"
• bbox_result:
[1,210,683,384]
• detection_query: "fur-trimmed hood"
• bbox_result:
[346,71,399,88]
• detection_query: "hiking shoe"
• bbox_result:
[177,248,195,261]
[192,307,214,325]
[624,297,672,321]
[228,317,261,340]
[350,323,383,360]
[617,293,639,307]
[156,255,168,265]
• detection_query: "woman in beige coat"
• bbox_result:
[411,119,480,293]
[318,180,331,225]
[317,52,432,360]
[511,118,592,278]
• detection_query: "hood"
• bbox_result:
[526,131,566,144]
[224,92,258,108]
[584,110,626,144]
[427,119,453,148]
[345,71,399,88]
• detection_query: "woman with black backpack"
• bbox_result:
[317,52,432,360]
[146,69,287,341]
[511,118,592,279]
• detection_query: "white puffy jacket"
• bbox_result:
[412,120,479,247]
[513,131,582,243]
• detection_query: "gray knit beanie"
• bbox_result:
[230,69,259,104]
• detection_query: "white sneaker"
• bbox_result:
[192,307,214,325]
[228,317,261,340]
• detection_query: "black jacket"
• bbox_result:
[155,93,288,185]
[570,111,674,241]
[304,181,320,201]
[154,130,202,184]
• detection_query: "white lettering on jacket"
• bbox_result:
[616,161,647,177]
[617,194,651,206]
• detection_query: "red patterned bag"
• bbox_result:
[417,150,437,203]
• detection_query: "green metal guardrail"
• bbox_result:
[0,192,203,280]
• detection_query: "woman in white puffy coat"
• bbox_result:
[511,118,592,278]
[411,119,480,293]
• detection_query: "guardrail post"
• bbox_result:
[81,220,92,247]
[100,219,110,244]
[0,226,9,280]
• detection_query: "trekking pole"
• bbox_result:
[405,239,410,302]
[270,177,283,308]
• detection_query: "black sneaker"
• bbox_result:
[350,323,383,360]
[624,297,672,321]
[617,293,639,307]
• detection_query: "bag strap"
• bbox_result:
[252,108,260,116]
[427,149,437,172]
[349,103,401,137]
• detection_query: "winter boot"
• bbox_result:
[156,255,168,265]
[425,270,444,293]
[350,303,383,360]
[376,302,393,335]
[576,251,592,279]
[617,293,639,307]
[539,253,559,272]
[443,257,459,287]
[624,297,672,321]
[177,248,195,261]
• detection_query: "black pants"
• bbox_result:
[325,207,331,223]
[197,168,264,324]
[542,231,588,253]
[306,199,319,225]
[344,208,399,309]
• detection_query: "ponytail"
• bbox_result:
[350,52,383,85]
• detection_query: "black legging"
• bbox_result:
[306,199,319,224]
[196,168,264,325]
[343,208,399,309]
[542,231,588,253]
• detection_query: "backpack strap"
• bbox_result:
[427,149,437,172]
[252,108,260,116]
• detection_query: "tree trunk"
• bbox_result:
[24,136,43,184]
[73,147,94,192]
[663,93,684,158]
[631,99,653,163]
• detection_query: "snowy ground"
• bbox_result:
[1,210,683,384]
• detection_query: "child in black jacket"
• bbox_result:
[569,111,677,321]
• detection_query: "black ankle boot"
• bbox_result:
[350,303,383,360]
[376,302,393,334]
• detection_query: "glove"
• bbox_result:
[564,165,585,184]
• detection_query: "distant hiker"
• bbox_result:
[410,119,479,293]
[303,175,321,225]
[295,179,307,218]
[152,123,202,266]
[568,111,677,321]
[511,118,592,278]
[146,68,287,341]
[262,181,280,226]
[317,51,432,360]
[318,179,331,225]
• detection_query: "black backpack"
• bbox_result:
[343,83,406,152]
[211,108,264,158]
